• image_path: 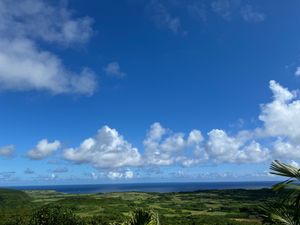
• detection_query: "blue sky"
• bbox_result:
[1,0,300,185]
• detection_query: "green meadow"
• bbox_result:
[0,188,278,225]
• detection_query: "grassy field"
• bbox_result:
[0,188,277,225]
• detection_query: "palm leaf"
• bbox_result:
[123,209,159,225]
[270,160,300,180]
[262,160,300,225]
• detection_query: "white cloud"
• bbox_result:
[289,160,299,168]
[148,0,181,33]
[272,139,300,159]
[104,62,126,78]
[0,145,15,157]
[295,67,300,77]
[0,0,97,95]
[18,80,300,168]
[63,126,141,169]
[144,122,204,166]
[206,129,269,163]
[107,171,123,180]
[107,170,134,180]
[51,173,57,180]
[90,172,98,180]
[188,129,204,144]
[0,38,97,95]
[124,170,134,179]
[27,139,61,160]
[258,80,300,143]
[240,5,265,23]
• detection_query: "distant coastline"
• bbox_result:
[5,181,277,194]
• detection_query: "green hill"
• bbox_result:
[0,189,32,211]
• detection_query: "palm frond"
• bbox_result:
[261,201,296,225]
[262,160,300,225]
[123,209,159,225]
[270,160,300,180]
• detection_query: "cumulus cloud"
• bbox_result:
[272,139,300,159]
[0,38,97,95]
[0,0,97,95]
[104,62,126,78]
[20,80,300,169]
[144,122,204,166]
[147,0,181,33]
[240,5,265,23]
[63,126,141,169]
[206,129,269,163]
[107,170,134,180]
[0,145,15,157]
[257,81,300,142]
[27,139,61,160]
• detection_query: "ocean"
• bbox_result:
[7,181,277,194]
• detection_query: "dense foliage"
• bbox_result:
[0,188,275,225]
[262,160,300,225]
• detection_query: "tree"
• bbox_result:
[262,160,300,225]
[29,205,85,225]
[123,208,159,225]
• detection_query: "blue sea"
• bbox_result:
[7,181,277,194]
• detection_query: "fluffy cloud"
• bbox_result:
[107,170,134,180]
[272,139,300,159]
[0,38,97,95]
[144,122,204,166]
[0,0,97,95]
[240,5,265,23]
[258,80,300,143]
[206,129,269,163]
[203,81,300,164]
[63,126,141,169]
[0,145,15,157]
[27,139,61,160]
[104,62,126,78]
[19,80,300,169]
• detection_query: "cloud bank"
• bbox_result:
[7,80,300,172]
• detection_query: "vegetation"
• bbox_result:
[0,187,277,225]
[262,160,300,225]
